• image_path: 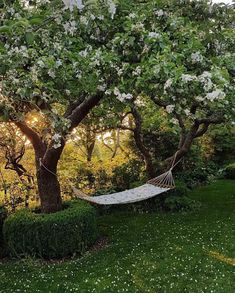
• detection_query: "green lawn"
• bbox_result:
[0,180,235,293]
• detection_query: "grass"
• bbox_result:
[0,180,235,293]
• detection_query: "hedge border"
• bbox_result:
[3,201,98,259]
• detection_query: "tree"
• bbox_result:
[109,0,235,166]
[1,0,234,213]
[0,0,122,212]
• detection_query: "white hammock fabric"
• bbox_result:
[72,168,175,205]
[72,184,170,205]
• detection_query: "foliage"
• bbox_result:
[127,181,194,213]
[210,125,235,164]
[0,205,7,258]
[111,158,144,190]
[176,152,219,188]
[223,163,235,180]
[167,180,189,197]
[164,195,201,212]
[3,201,98,259]
[0,180,235,292]
[0,0,235,211]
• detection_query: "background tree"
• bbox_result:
[108,0,235,166]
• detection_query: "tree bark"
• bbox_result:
[85,125,96,162]
[131,106,156,179]
[36,166,62,213]
[34,142,65,213]
[15,121,64,213]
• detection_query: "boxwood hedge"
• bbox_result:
[3,201,98,259]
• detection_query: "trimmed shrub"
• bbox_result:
[3,201,98,259]
[223,163,235,180]
[0,205,7,258]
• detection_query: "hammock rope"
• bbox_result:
[39,152,182,205]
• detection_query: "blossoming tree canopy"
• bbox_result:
[0,0,123,212]
[0,0,234,212]
[106,0,235,162]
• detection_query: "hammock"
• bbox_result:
[72,154,180,205]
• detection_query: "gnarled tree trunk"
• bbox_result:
[14,93,103,213]
[131,106,156,179]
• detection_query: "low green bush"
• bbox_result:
[0,205,7,258]
[166,181,189,197]
[164,196,201,212]
[223,163,235,180]
[3,201,98,259]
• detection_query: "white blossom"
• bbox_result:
[131,22,145,31]
[62,0,84,11]
[55,60,62,67]
[80,16,88,25]
[199,71,213,91]
[171,118,178,125]
[191,51,203,63]
[107,0,116,19]
[30,66,38,82]
[195,96,204,102]
[97,84,107,91]
[90,14,96,20]
[155,9,165,17]
[114,88,133,102]
[206,89,226,101]
[164,79,173,90]
[148,32,161,39]
[53,143,62,149]
[52,133,61,141]
[63,21,77,35]
[129,13,136,19]
[37,60,45,68]
[48,69,56,78]
[114,87,120,96]
[132,66,142,76]
[181,74,197,83]
[79,49,88,58]
[52,133,62,149]
[166,105,175,113]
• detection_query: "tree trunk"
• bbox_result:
[14,94,103,213]
[131,106,156,179]
[36,165,62,213]
[34,144,64,214]
[87,141,95,162]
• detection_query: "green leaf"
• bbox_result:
[0,25,11,34]
[29,17,44,26]
[25,32,35,45]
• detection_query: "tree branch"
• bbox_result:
[194,123,209,138]
[67,94,103,130]
[151,96,169,108]
[14,121,44,150]
[196,116,224,125]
